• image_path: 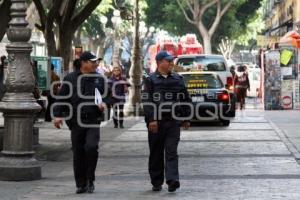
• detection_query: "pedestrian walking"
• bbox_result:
[234,65,250,110]
[109,66,128,128]
[44,64,60,122]
[73,58,81,72]
[230,65,236,78]
[142,51,191,192]
[53,51,109,194]
[96,61,111,77]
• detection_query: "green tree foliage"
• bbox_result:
[83,0,114,40]
[145,0,263,52]
[33,0,103,71]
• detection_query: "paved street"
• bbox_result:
[2,107,300,199]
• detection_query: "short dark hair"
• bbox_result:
[237,65,246,72]
[73,59,81,70]
[51,64,55,70]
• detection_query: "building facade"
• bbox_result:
[262,0,300,110]
[264,0,300,36]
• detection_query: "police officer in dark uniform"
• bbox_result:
[142,51,191,192]
[53,51,109,194]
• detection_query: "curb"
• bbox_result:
[267,118,300,160]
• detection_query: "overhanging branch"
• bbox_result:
[71,0,102,30]
[199,0,217,18]
[32,0,46,30]
[176,0,196,25]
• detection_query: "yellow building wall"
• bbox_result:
[294,0,300,23]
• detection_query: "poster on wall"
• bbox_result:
[281,80,293,92]
[281,67,293,78]
[264,50,282,110]
[280,49,293,65]
[294,80,300,109]
[50,57,64,80]
[31,56,49,91]
[280,48,297,80]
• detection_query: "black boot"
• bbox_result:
[167,180,180,192]
[87,181,95,193]
[76,187,87,194]
[152,185,162,191]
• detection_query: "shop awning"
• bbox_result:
[279,30,300,48]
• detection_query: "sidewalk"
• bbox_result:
[0,116,143,200]
[1,109,300,199]
[33,110,300,164]
[264,110,300,160]
[16,109,300,199]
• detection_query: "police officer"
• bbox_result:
[53,51,109,194]
[142,51,191,192]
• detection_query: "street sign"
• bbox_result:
[281,93,293,109]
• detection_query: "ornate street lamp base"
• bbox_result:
[0,157,41,181]
[0,97,41,181]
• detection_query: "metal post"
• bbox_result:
[124,0,142,116]
[0,0,41,181]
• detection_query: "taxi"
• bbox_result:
[179,71,232,126]
[174,54,236,117]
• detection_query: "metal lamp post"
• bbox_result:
[0,0,41,180]
[124,0,142,116]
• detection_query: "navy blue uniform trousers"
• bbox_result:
[71,124,100,188]
[148,120,180,186]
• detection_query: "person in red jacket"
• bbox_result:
[234,65,250,110]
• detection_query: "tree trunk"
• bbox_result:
[73,28,82,47]
[112,33,121,67]
[97,46,105,58]
[45,28,57,56]
[96,37,105,58]
[202,34,212,54]
[92,40,98,55]
[58,29,74,72]
[0,0,11,42]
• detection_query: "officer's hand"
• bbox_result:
[54,118,63,129]
[181,121,190,130]
[149,121,158,133]
[98,103,106,112]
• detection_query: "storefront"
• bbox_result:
[262,31,300,110]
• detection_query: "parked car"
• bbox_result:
[178,71,232,126]
[174,54,236,117]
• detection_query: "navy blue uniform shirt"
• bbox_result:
[142,71,191,123]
